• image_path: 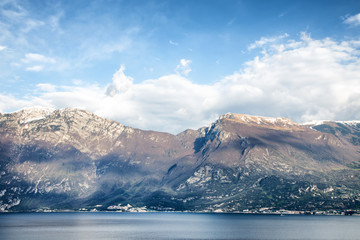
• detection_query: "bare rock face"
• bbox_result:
[1,109,360,212]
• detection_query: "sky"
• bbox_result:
[1,0,360,134]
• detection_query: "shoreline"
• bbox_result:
[1,209,359,216]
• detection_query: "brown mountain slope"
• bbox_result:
[0,109,360,212]
[163,113,360,211]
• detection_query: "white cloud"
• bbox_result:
[344,13,360,26]
[37,83,57,92]
[248,33,289,50]
[234,35,360,122]
[22,53,56,64]
[0,45,6,51]
[0,93,53,113]
[21,53,56,72]
[106,65,134,97]
[175,59,192,76]
[72,79,83,85]
[2,34,360,133]
[26,65,43,72]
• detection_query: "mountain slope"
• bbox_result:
[0,108,196,211]
[164,114,360,211]
[1,109,360,212]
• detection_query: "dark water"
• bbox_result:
[0,212,359,240]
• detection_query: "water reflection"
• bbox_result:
[0,212,359,240]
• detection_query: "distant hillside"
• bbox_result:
[1,108,360,212]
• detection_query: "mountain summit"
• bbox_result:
[1,108,360,212]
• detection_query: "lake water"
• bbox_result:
[0,212,359,240]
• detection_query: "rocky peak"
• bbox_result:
[218,113,304,131]
[220,113,296,125]
[305,120,360,127]
[14,106,55,124]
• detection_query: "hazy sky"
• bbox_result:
[1,0,360,133]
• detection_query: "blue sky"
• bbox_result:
[1,0,360,133]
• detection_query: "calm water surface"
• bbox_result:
[0,212,359,240]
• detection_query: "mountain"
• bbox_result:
[1,108,360,212]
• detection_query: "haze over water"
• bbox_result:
[0,212,359,240]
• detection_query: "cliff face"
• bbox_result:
[1,108,360,212]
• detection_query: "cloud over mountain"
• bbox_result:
[106,65,134,97]
[1,34,360,133]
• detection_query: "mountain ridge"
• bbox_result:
[1,108,360,212]
[4,106,360,133]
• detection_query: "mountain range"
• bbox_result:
[1,107,360,212]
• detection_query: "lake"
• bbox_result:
[0,212,359,240]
